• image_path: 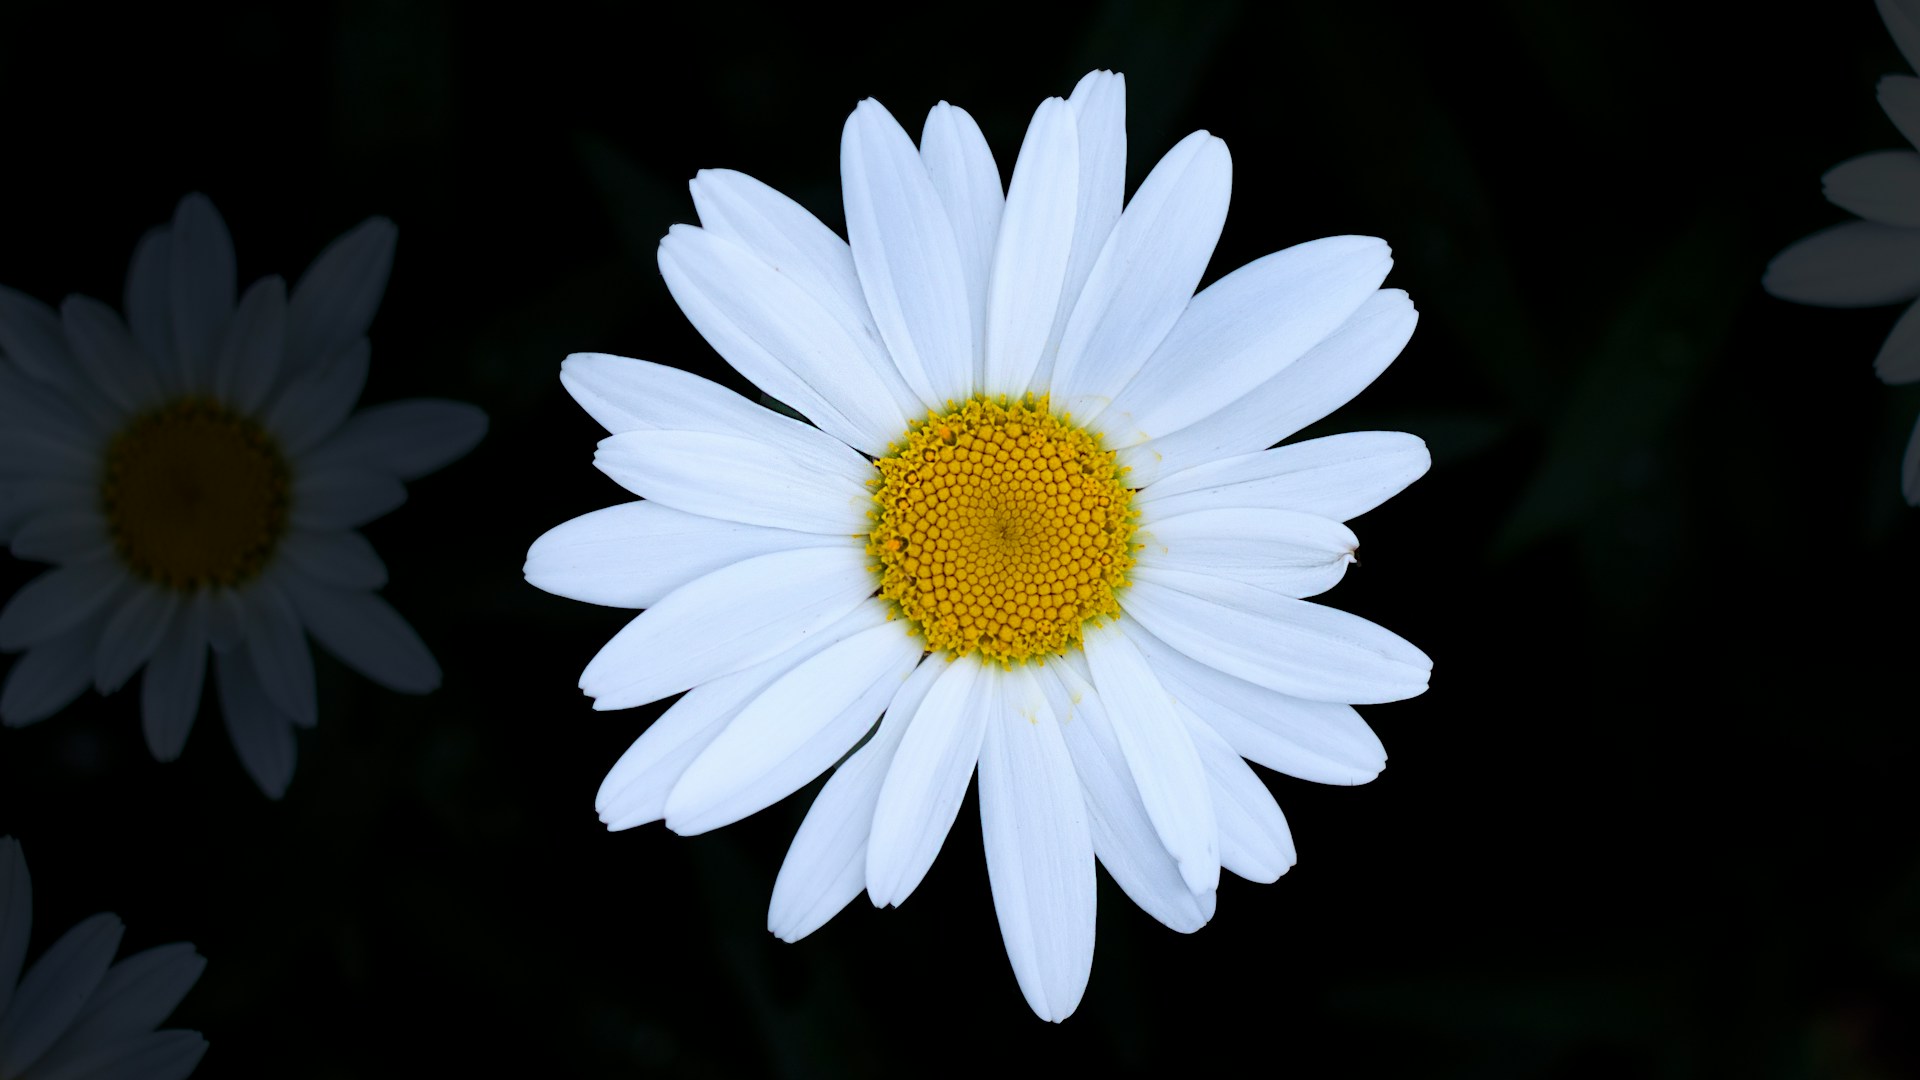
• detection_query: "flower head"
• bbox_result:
[529,71,1430,1019]
[1765,0,1920,503]
[0,195,488,796]
[0,837,206,1079]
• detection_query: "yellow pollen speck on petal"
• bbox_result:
[867,393,1135,665]
[100,397,292,591]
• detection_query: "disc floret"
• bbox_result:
[101,397,292,590]
[867,393,1136,665]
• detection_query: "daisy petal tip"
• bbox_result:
[657,223,702,252]
[173,191,225,226]
[1178,855,1221,896]
[328,215,399,265]
[559,350,620,371]
[661,808,717,839]
[1341,766,1385,787]
[1026,988,1084,1024]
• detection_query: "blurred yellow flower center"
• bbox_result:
[101,397,291,590]
[867,394,1136,664]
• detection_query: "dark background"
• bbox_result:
[2,1,1915,1076]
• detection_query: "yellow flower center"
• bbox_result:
[867,394,1136,665]
[101,397,291,590]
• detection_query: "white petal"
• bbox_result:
[93,586,178,695]
[289,467,406,530]
[167,194,236,382]
[561,352,855,446]
[1100,236,1393,446]
[0,451,95,499]
[0,912,123,1077]
[213,275,287,415]
[1,622,97,728]
[239,582,316,728]
[1180,706,1295,883]
[1880,74,1920,152]
[1121,289,1417,485]
[578,545,872,711]
[593,428,871,535]
[982,97,1079,396]
[921,101,1005,374]
[689,170,926,425]
[1823,150,1920,227]
[1875,298,1920,384]
[287,216,396,375]
[687,169,871,338]
[263,338,370,455]
[1120,575,1429,704]
[301,399,487,480]
[978,664,1096,1023]
[595,687,736,832]
[0,838,26,1016]
[596,600,890,830]
[1045,662,1213,932]
[1051,131,1231,418]
[664,620,922,835]
[28,1030,207,1080]
[0,366,103,478]
[61,296,158,415]
[1082,621,1218,894]
[1036,70,1128,387]
[279,529,387,590]
[10,508,112,565]
[1763,220,1920,307]
[842,98,976,406]
[215,649,298,798]
[1884,0,1920,73]
[525,501,842,609]
[282,579,439,694]
[0,561,127,651]
[141,596,208,761]
[122,226,179,390]
[1130,624,1386,785]
[657,226,910,457]
[768,653,942,942]
[0,287,113,426]
[35,942,204,1062]
[1137,431,1431,523]
[866,656,990,907]
[1134,508,1358,599]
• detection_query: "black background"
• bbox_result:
[1,1,1915,1076]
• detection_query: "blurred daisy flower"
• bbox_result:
[0,837,207,1079]
[0,194,487,797]
[528,70,1429,1020]
[1765,0,1920,503]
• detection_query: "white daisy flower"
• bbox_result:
[1765,0,1920,503]
[528,70,1431,1021]
[0,837,206,1079]
[0,194,487,797]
